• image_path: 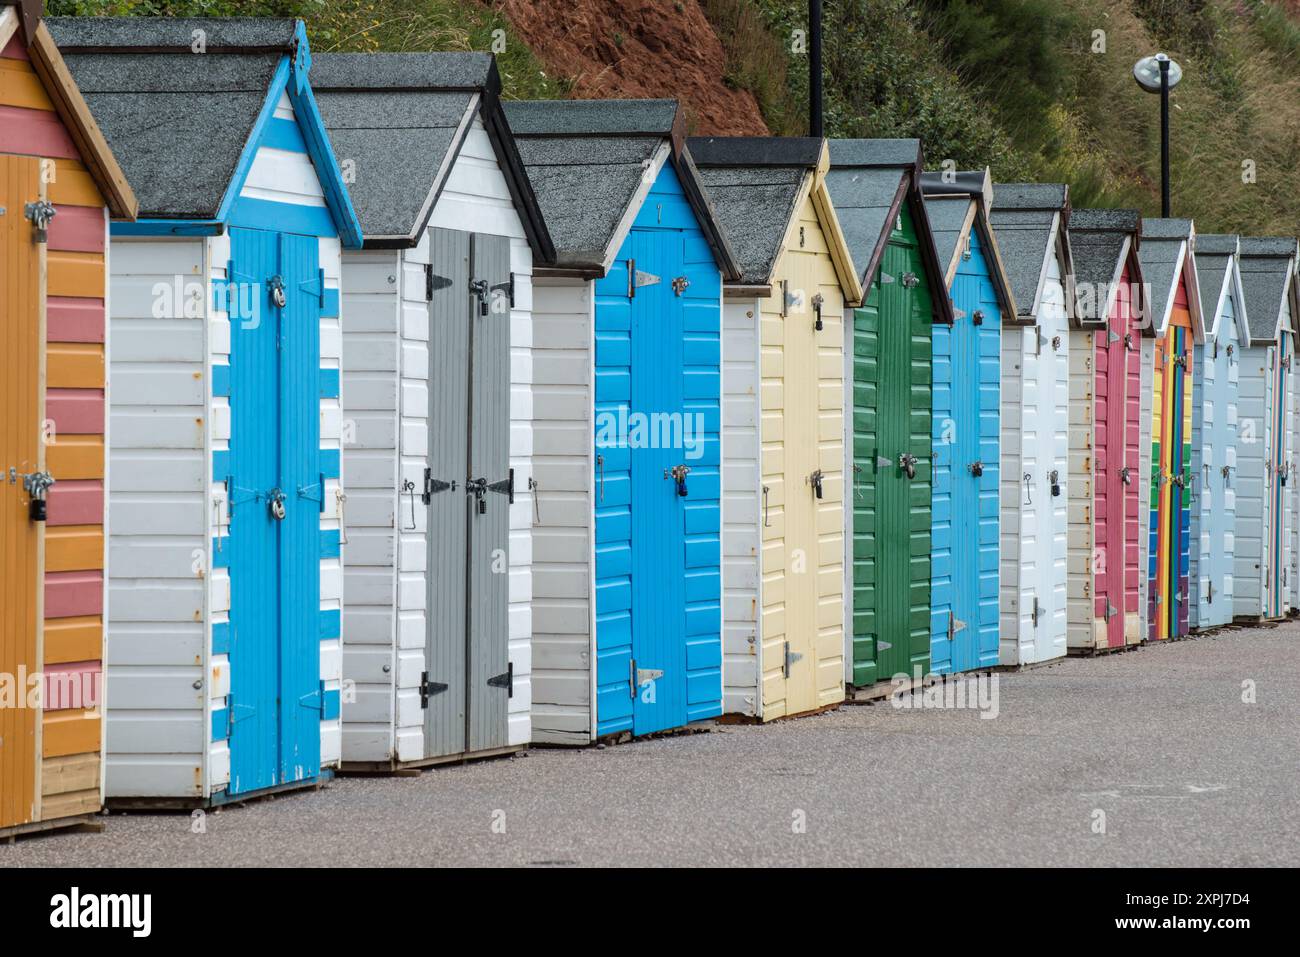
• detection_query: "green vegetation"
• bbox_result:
[45,0,565,99]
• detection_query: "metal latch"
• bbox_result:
[812,292,824,331]
[419,672,448,708]
[470,278,490,315]
[899,452,917,480]
[267,274,286,309]
[24,200,56,243]
[666,464,690,496]
[901,272,919,288]
[671,276,689,296]
[808,468,824,499]
[1120,466,1131,485]
[629,659,664,698]
[1049,469,1061,497]
[782,641,803,679]
[969,460,984,478]
[487,663,514,697]
[422,468,456,504]
[972,309,984,326]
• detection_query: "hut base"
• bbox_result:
[340,745,525,775]
[1,813,102,843]
[843,670,940,705]
[714,700,845,725]
[106,772,334,812]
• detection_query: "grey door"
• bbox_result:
[423,228,512,759]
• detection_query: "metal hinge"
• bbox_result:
[782,641,803,679]
[425,263,451,301]
[487,663,514,697]
[421,468,456,504]
[1104,599,1118,621]
[947,612,967,642]
[626,258,660,298]
[486,468,515,504]
[1031,595,1041,627]
[419,671,449,708]
[628,658,664,697]
[1207,580,1214,604]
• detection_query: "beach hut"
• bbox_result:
[1064,209,1147,652]
[310,53,553,768]
[825,140,952,692]
[918,170,1016,674]
[504,99,739,742]
[1233,237,1298,621]
[1138,219,1204,640]
[687,136,862,719]
[0,2,135,839]
[989,184,1073,666]
[51,17,362,803]
[1189,235,1246,630]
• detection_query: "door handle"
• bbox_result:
[762,484,771,526]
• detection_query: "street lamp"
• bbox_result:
[1133,53,1183,217]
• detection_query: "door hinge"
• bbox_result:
[487,663,514,698]
[628,658,664,697]
[422,467,456,504]
[947,612,967,642]
[1104,598,1118,621]
[879,271,895,285]
[626,258,660,298]
[486,468,515,504]
[1207,580,1214,604]
[1031,595,1041,627]
[782,641,803,679]
[419,671,449,708]
[425,263,452,301]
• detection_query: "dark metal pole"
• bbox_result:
[809,0,823,138]
[1159,56,1171,217]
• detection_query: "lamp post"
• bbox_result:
[1133,53,1183,217]
[809,0,823,138]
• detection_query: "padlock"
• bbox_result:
[898,452,917,480]
[268,275,287,309]
[268,488,286,521]
[969,460,983,478]
[1049,469,1061,497]
[670,464,690,497]
[30,499,47,522]
[809,469,824,499]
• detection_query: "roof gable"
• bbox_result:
[1192,234,1245,342]
[1069,208,1144,328]
[825,138,952,321]
[504,99,737,278]
[49,16,360,246]
[988,182,1072,323]
[687,136,860,299]
[311,52,551,258]
[919,169,1016,318]
[0,5,136,217]
[1137,218,1203,341]
[1237,236,1299,346]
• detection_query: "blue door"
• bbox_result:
[932,229,1001,674]
[226,227,321,794]
[593,164,722,737]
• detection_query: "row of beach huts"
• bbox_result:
[2,10,1297,837]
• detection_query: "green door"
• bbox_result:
[852,206,933,686]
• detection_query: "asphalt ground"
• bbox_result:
[3,623,1296,867]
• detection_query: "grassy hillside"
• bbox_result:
[47,0,1300,234]
[709,0,1300,233]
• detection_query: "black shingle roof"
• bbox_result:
[1137,218,1194,336]
[988,183,1071,320]
[1237,236,1298,345]
[1069,208,1141,326]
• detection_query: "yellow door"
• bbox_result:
[1,153,45,830]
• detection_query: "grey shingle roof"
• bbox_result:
[1137,218,1194,336]
[1193,234,1238,339]
[1069,208,1140,325]
[687,137,819,285]
[920,194,971,282]
[503,99,736,276]
[1237,237,1298,345]
[48,17,293,219]
[312,54,482,243]
[988,183,1070,320]
[824,139,951,322]
[47,16,297,49]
